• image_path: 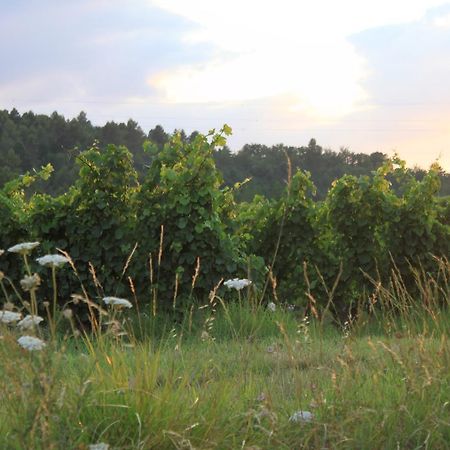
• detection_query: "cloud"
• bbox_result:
[340,3,450,168]
[0,0,214,103]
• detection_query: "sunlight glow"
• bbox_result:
[434,13,450,28]
[148,0,444,119]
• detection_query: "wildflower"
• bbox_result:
[17,315,44,330]
[62,309,73,319]
[0,311,22,323]
[267,302,276,312]
[223,278,252,291]
[71,294,83,304]
[256,392,266,402]
[36,254,69,268]
[20,273,41,291]
[201,330,210,341]
[89,443,109,450]
[17,335,46,351]
[103,296,133,308]
[7,242,40,255]
[3,301,14,310]
[289,410,314,423]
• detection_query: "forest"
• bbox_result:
[1,108,450,200]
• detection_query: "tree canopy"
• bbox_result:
[1,109,449,199]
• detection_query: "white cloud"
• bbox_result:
[148,0,445,120]
[434,13,450,27]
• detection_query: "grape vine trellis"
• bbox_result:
[0,127,449,318]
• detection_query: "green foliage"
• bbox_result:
[29,145,138,308]
[3,108,450,200]
[0,164,54,281]
[384,164,449,286]
[238,170,330,307]
[1,118,449,321]
[325,163,394,300]
[135,126,243,311]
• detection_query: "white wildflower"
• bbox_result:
[20,273,41,291]
[36,254,69,268]
[7,242,40,255]
[103,296,133,308]
[62,309,73,319]
[89,443,109,450]
[289,410,314,423]
[0,311,22,323]
[256,392,266,402]
[17,315,44,330]
[201,330,211,341]
[17,335,46,351]
[267,302,276,312]
[223,278,252,291]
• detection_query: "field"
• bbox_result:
[1,287,449,450]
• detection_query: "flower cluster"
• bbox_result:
[17,315,44,330]
[0,311,22,323]
[17,335,46,351]
[103,297,133,308]
[223,278,252,291]
[36,254,69,268]
[289,410,314,423]
[267,302,276,312]
[89,443,109,450]
[7,242,40,255]
[20,273,41,291]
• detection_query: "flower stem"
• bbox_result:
[22,254,37,315]
[51,266,57,340]
[0,279,10,304]
[23,254,32,276]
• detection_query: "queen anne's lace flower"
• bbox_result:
[289,410,314,423]
[89,443,109,450]
[0,311,22,323]
[7,242,40,255]
[36,254,69,268]
[17,335,46,351]
[267,302,276,312]
[17,315,44,330]
[20,274,41,291]
[103,297,133,308]
[223,278,252,291]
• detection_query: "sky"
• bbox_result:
[1,0,450,170]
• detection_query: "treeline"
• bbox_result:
[1,108,450,200]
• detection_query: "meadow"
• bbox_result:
[0,244,449,450]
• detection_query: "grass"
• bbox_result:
[0,300,449,450]
[1,248,449,449]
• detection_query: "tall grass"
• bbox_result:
[0,250,449,449]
